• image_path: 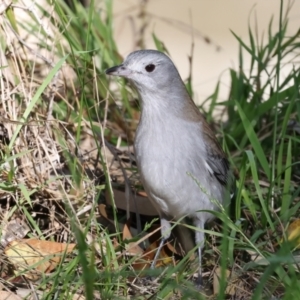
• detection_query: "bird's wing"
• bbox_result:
[205,144,230,186]
[201,120,231,187]
[177,96,234,189]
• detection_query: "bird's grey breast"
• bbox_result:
[134,113,214,217]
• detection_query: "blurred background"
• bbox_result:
[110,0,300,107]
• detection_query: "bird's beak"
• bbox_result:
[105,64,132,77]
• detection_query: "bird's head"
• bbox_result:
[106,50,184,94]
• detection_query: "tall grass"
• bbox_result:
[0,0,299,299]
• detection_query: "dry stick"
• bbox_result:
[6,10,83,226]
[0,1,12,15]
[92,61,124,233]
[29,280,40,300]
[12,2,52,38]
[4,20,53,66]
[4,16,59,123]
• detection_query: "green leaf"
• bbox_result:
[236,101,271,180]
[245,150,274,230]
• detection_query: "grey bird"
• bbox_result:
[106,50,233,286]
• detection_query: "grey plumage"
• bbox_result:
[106,50,233,286]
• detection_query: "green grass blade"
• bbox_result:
[236,101,271,180]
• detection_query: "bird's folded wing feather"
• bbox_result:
[202,125,231,187]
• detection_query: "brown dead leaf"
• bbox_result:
[100,205,183,273]
[105,187,157,216]
[123,220,144,256]
[147,241,174,268]
[0,291,22,300]
[127,224,182,272]
[98,203,109,219]
[123,220,133,240]
[285,219,300,249]
[132,240,174,271]
[5,239,76,280]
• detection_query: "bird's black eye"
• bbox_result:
[145,64,155,72]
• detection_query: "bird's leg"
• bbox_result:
[197,244,203,286]
[151,217,171,269]
[194,219,205,287]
